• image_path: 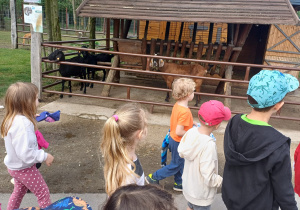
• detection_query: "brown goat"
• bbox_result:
[150,58,207,106]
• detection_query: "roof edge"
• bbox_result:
[286,0,300,25]
[76,0,89,17]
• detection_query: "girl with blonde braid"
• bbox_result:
[100,103,148,196]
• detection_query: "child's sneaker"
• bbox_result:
[10,178,14,185]
[145,174,159,184]
[173,182,182,191]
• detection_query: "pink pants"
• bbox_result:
[7,164,51,210]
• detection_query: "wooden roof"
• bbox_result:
[76,0,300,25]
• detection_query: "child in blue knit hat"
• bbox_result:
[222,70,299,210]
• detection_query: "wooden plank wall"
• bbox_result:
[139,21,228,44]
[264,24,300,77]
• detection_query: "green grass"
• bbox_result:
[0,48,31,98]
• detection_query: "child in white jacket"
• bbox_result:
[178,100,231,210]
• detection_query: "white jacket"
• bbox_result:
[4,115,47,170]
[178,127,222,206]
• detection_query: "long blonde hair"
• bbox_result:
[1,82,38,138]
[100,103,147,195]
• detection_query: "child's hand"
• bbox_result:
[45,154,54,166]
[193,121,198,126]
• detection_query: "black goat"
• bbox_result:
[48,49,87,98]
[80,47,114,88]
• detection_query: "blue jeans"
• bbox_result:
[153,136,184,184]
[188,202,211,210]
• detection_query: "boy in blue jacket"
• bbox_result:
[222,70,299,210]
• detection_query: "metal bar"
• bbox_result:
[42,39,107,44]
[41,75,300,106]
[42,61,249,84]
[41,44,300,72]
[127,87,130,99]
[42,69,59,75]
[42,81,62,89]
[244,66,250,81]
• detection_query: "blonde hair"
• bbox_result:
[172,78,195,100]
[100,103,147,195]
[1,82,38,138]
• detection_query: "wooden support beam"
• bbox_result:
[205,43,213,68]
[113,19,120,82]
[218,44,234,79]
[216,24,253,94]
[188,42,195,63]
[196,42,204,60]
[122,19,132,39]
[166,40,172,57]
[165,21,171,41]
[233,24,240,46]
[101,55,120,97]
[192,22,197,43]
[137,20,140,39]
[208,23,214,44]
[31,29,42,99]
[106,18,110,50]
[120,19,124,38]
[179,41,187,65]
[144,20,149,39]
[227,24,234,45]
[159,39,164,56]
[210,43,223,75]
[113,19,120,51]
[10,0,18,49]
[173,41,179,63]
[142,38,147,70]
[178,22,184,43]
[150,38,156,55]
[224,65,233,108]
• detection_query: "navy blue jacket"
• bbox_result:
[222,114,297,210]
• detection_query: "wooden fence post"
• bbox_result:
[10,0,18,49]
[31,27,42,99]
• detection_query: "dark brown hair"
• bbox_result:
[101,184,178,210]
[248,95,276,112]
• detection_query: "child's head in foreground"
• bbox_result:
[198,100,231,129]
[247,70,299,112]
[172,78,195,101]
[1,82,39,138]
[101,184,178,210]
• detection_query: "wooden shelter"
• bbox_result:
[76,0,300,99]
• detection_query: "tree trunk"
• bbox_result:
[51,0,61,41]
[72,0,77,30]
[0,2,5,29]
[89,17,96,49]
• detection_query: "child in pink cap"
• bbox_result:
[178,100,231,210]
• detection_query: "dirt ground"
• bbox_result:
[0,73,300,195]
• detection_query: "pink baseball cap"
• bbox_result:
[198,100,231,126]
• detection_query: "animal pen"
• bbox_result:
[29,0,300,121]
